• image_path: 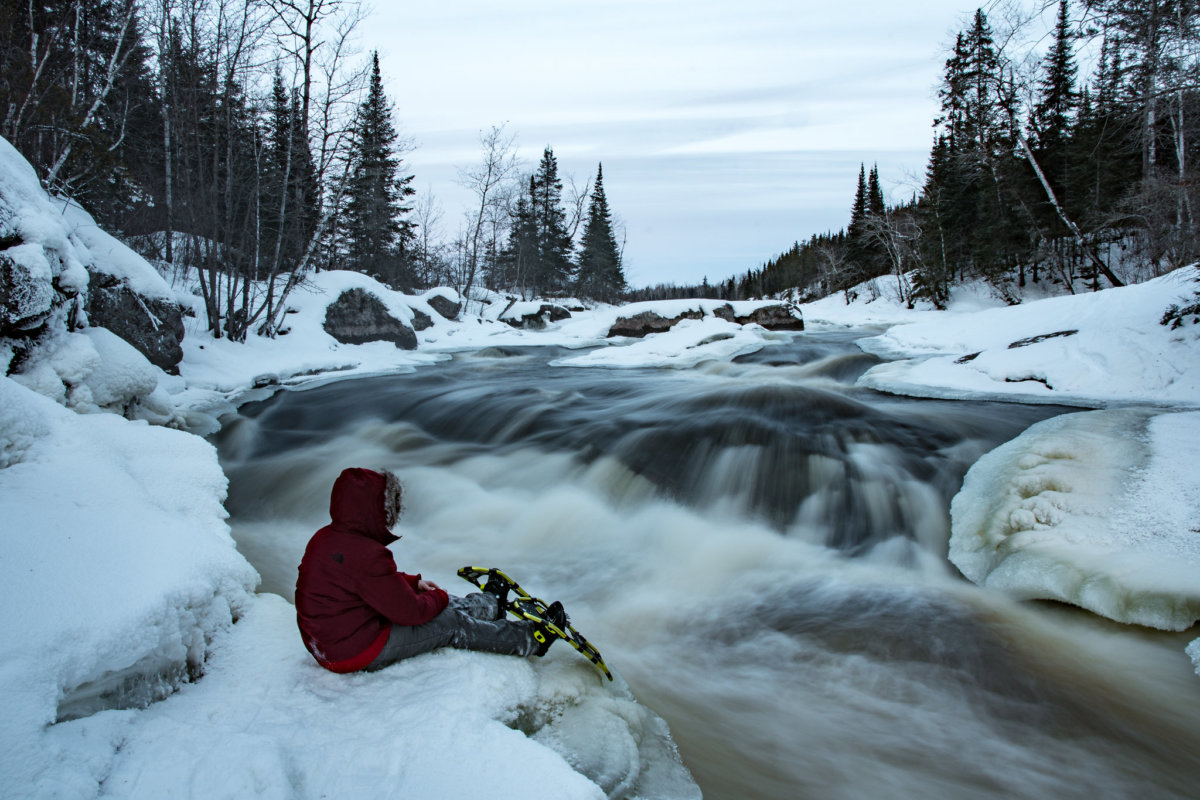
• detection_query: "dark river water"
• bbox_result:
[213,330,1200,800]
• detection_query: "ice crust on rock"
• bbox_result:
[950,408,1200,631]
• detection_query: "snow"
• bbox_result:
[949,408,1200,631]
[58,201,176,302]
[853,267,1200,408]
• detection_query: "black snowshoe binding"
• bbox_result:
[457,566,613,681]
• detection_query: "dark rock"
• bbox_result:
[503,304,572,330]
[733,303,804,331]
[84,271,186,374]
[1007,330,1077,349]
[411,309,433,331]
[607,309,703,338]
[0,247,55,335]
[323,288,416,350]
[426,293,462,320]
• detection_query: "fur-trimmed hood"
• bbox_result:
[328,467,403,545]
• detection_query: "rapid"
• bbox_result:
[213,329,1200,800]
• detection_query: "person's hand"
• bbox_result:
[417,579,441,593]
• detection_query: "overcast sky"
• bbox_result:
[362,1,982,288]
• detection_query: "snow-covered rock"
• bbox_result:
[553,316,788,369]
[950,408,1200,631]
[606,299,802,338]
[323,287,418,349]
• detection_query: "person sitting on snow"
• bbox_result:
[295,466,565,673]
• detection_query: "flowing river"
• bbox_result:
[213,329,1200,800]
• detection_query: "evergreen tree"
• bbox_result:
[528,146,574,293]
[498,188,538,295]
[340,52,415,288]
[574,163,625,301]
[867,164,886,218]
[1031,0,1078,203]
[265,69,318,275]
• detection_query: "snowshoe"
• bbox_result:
[457,566,613,681]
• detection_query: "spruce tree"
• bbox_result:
[340,52,415,288]
[499,188,538,295]
[1031,0,1078,201]
[574,163,625,301]
[265,70,318,274]
[528,146,574,294]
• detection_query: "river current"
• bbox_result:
[214,330,1200,799]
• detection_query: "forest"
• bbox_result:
[0,0,626,342]
[683,1,1200,306]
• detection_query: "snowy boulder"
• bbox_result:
[424,288,462,320]
[85,270,185,373]
[950,408,1200,631]
[607,308,704,338]
[501,302,572,330]
[0,243,57,334]
[712,301,805,330]
[608,301,804,338]
[323,288,417,350]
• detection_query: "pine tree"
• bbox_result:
[499,188,538,294]
[867,165,886,218]
[1031,0,1078,201]
[340,52,415,288]
[265,69,318,275]
[574,163,625,301]
[528,146,574,294]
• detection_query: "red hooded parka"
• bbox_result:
[295,468,449,672]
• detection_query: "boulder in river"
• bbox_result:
[323,288,417,349]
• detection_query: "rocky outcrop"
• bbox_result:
[425,292,462,320]
[607,309,704,338]
[723,303,805,331]
[84,270,185,374]
[608,302,804,338]
[0,245,56,336]
[502,303,571,330]
[411,309,434,331]
[323,288,416,349]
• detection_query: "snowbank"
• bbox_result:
[949,408,1200,631]
[855,267,1200,408]
[0,375,259,792]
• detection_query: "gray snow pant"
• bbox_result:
[366,593,535,670]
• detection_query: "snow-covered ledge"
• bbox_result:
[949,409,1200,634]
